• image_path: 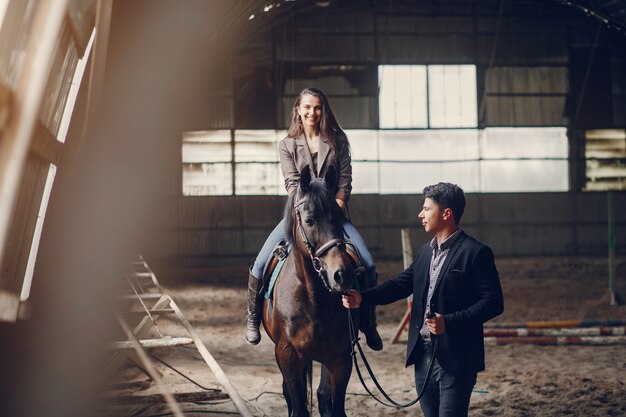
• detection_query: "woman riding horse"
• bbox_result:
[245,87,382,351]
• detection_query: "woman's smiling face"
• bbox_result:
[297,94,322,128]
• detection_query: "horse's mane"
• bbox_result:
[283,177,343,245]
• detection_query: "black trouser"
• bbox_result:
[414,341,476,417]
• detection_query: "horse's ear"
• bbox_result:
[300,165,312,192]
[324,165,338,189]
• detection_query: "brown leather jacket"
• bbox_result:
[278,134,352,203]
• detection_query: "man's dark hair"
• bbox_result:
[423,182,465,224]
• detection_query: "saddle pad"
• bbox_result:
[264,246,290,299]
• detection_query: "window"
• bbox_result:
[57,28,94,143]
[183,127,568,195]
[378,66,427,128]
[234,130,286,195]
[378,64,477,128]
[584,129,626,191]
[182,130,232,196]
[349,127,568,193]
[478,127,568,192]
[21,164,56,301]
[39,22,79,137]
[182,130,287,196]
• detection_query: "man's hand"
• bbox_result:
[341,289,362,309]
[426,313,446,335]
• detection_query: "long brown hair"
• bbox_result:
[286,87,348,152]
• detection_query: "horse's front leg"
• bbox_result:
[317,364,332,417]
[324,354,352,417]
[276,343,310,417]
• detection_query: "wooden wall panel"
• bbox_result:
[377,16,475,34]
[485,96,568,126]
[144,192,626,266]
[377,34,476,63]
[486,67,569,93]
[276,35,375,62]
[476,34,568,64]
[571,48,614,128]
[484,66,569,126]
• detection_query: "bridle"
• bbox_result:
[294,197,346,292]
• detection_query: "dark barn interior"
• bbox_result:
[0,1,625,416]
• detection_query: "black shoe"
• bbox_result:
[360,305,383,351]
[363,324,383,351]
[359,270,383,351]
[245,269,263,345]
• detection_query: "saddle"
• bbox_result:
[261,240,365,300]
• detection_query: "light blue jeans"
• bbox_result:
[251,218,375,282]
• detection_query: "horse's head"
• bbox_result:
[285,166,356,293]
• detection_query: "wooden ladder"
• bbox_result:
[105,255,253,417]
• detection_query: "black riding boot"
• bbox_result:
[360,272,383,351]
[245,269,263,345]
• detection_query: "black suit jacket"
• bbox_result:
[361,231,504,376]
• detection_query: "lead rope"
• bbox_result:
[347,308,437,409]
[308,361,313,417]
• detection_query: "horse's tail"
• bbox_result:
[305,361,313,414]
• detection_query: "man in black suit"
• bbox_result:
[342,182,504,417]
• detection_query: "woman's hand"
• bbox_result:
[335,198,349,219]
[341,289,362,309]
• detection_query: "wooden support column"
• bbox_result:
[390,228,414,344]
[608,191,621,306]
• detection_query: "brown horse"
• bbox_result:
[262,166,357,417]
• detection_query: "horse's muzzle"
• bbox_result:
[329,268,355,293]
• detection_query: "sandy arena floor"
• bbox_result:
[118,256,626,417]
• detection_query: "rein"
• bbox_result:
[346,308,438,409]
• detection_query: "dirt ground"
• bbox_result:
[126,256,626,417]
